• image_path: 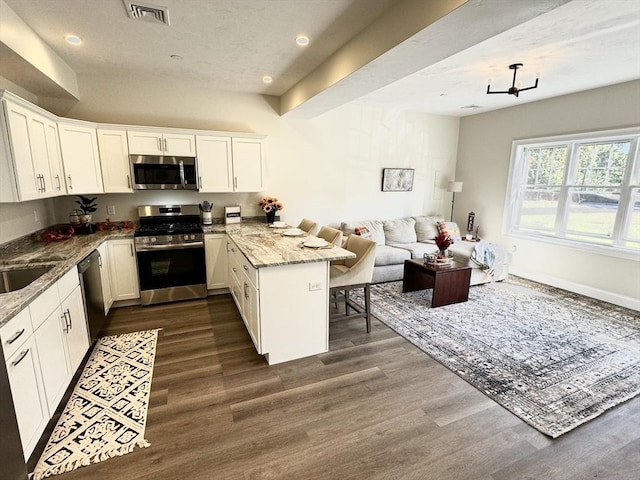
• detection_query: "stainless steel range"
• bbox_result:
[135,205,206,306]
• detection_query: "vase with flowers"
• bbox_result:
[434,233,454,259]
[258,196,284,224]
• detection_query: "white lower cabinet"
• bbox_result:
[108,239,140,301]
[3,266,91,460]
[61,286,90,373]
[34,308,70,414]
[227,238,261,352]
[5,335,48,460]
[205,234,228,289]
[97,242,114,314]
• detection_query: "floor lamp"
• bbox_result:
[447,181,463,222]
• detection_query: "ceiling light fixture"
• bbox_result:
[487,63,539,97]
[262,75,273,84]
[170,54,183,60]
[295,35,310,46]
[65,34,82,46]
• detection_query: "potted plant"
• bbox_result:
[75,196,98,224]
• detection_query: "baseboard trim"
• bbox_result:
[509,267,640,311]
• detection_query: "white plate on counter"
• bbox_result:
[269,222,289,228]
[282,228,306,237]
[302,238,329,248]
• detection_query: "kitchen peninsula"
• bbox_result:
[223,223,355,365]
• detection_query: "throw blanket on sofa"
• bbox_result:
[471,242,497,276]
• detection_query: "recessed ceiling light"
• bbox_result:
[460,104,484,110]
[262,75,273,84]
[65,34,82,46]
[295,34,310,47]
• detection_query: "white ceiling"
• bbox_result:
[2,0,640,117]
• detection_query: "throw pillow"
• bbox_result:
[340,220,385,246]
[436,221,449,237]
[354,226,371,238]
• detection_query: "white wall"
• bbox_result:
[1,72,459,240]
[0,198,55,243]
[456,80,640,308]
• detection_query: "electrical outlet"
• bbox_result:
[107,205,116,215]
[309,282,322,291]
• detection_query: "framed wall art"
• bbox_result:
[381,168,414,192]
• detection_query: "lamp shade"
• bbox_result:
[447,181,463,193]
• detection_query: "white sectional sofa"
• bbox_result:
[340,216,511,285]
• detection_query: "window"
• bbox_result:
[504,128,640,253]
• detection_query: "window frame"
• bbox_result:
[503,127,640,260]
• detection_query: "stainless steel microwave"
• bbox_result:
[130,155,198,190]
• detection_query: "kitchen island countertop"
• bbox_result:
[223,223,355,268]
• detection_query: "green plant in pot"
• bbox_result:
[76,196,98,224]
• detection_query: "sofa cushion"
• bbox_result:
[413,215,443,242]
[341,220,385,246]
[375,244,411,266]
[382,217,417,243]
[387,242,439,259]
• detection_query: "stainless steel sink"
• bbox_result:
[0,265,55,294]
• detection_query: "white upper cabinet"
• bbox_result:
[0,94,65,201]
[127,130,195,156]
[197,136,265,192]
[58,122,104,194]
[97,128,132,193]
[232,138,264,192]
[196,135,233,192]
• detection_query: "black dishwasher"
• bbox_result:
[78,250,107,342]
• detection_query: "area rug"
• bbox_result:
[32,329,160,480]
[356,279,640,438]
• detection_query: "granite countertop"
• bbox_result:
[223,223,355,268]
[0,229,133,329]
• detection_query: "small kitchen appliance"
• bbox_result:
[134,205,206,305]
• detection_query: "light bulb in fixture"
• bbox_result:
[295,34,310,46]
[65,34,82,46]
[262,75,273,84]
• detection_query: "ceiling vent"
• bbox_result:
[123,1,170,26]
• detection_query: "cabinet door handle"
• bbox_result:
[127,175,131,189]
[244,282,249,299]
[55,174,61,190]
[7,328,25,345]
[157,137,162,151]
[61,313,69,333]
[41,174,46,192]
[64,309,72,329]
[130,243,134,256]
[11,349,30,367]
[67,174,73,190]
[234,176,238,189]
[243,265,249,271]
[198,176,202,189]
[164,138,168,152]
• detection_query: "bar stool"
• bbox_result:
[316,226,343,247]
[297,218,318,234]
[329,234,376,332]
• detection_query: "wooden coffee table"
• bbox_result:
[402,259,472,307]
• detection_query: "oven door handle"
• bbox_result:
[136,242,204,252]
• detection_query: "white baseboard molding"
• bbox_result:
[509,267,640,311]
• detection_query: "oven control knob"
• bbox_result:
[190,234,195,240]
[151,237,156,242]
[184,235,189,240]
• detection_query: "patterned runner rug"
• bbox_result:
[33,329,159,479]
[356,279,640,438]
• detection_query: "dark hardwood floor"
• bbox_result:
[48,294,639,480]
